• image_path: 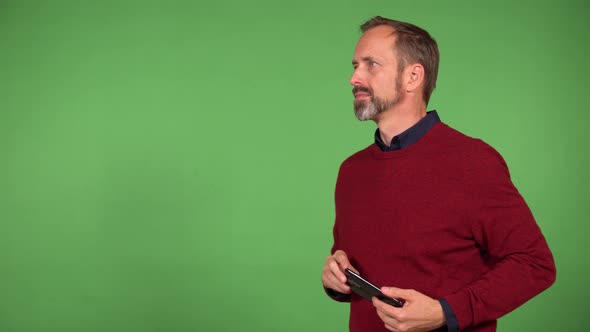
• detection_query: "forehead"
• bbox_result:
[353,25,397,60]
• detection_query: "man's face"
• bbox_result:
[350,26,403,121]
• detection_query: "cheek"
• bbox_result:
[381,75,400,97]
[372,73,393,91]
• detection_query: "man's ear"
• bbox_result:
[405,64,425,93]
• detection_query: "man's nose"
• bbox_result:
[349,69,364,86]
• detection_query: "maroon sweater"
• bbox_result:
[330,122,555,331]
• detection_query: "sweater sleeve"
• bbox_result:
[325,287,351,302]
[324,162,352,303]
[324,212,352,303]
[444,145,556,330]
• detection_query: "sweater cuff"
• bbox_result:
[443,290,473,330]
[324,287,351,302]
[439,298,459,332]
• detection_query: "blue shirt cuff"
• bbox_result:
[439,298,459,332]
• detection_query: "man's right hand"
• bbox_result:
[322,250,357,294]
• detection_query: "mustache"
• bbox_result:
[352,86,372,95]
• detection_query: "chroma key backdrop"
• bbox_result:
[1,1,588,331]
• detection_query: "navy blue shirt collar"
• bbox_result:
[374,110,441,151]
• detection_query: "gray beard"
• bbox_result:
[354,95,399,121]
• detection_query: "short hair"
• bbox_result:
[360,16,439,104]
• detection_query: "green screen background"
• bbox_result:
[1,0,588,331]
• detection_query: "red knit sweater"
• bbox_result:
[331,122,556,331]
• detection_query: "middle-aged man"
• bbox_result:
[321,16,556,332]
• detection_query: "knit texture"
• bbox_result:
[331,122,555,331]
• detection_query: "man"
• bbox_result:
[321,16,556,332]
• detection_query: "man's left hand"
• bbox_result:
[372,287,446,332]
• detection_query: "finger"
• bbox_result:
[384,324,397,332]
[326,272,351,293]
[332,251,360,278]
[328,259,348,283]
[322,263,350,293]
[372,297,402,319]
[330,273,351,292]
[381,286,413,300]
[323,255,351,290]
[333,250,359,274]
[332,250,351,269]
[376,308,399,330]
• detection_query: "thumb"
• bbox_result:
[381,286,412,300]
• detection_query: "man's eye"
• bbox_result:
[369,62,378,67]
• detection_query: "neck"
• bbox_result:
[374,103,427,146]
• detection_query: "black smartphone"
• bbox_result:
[344,268,404,307]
